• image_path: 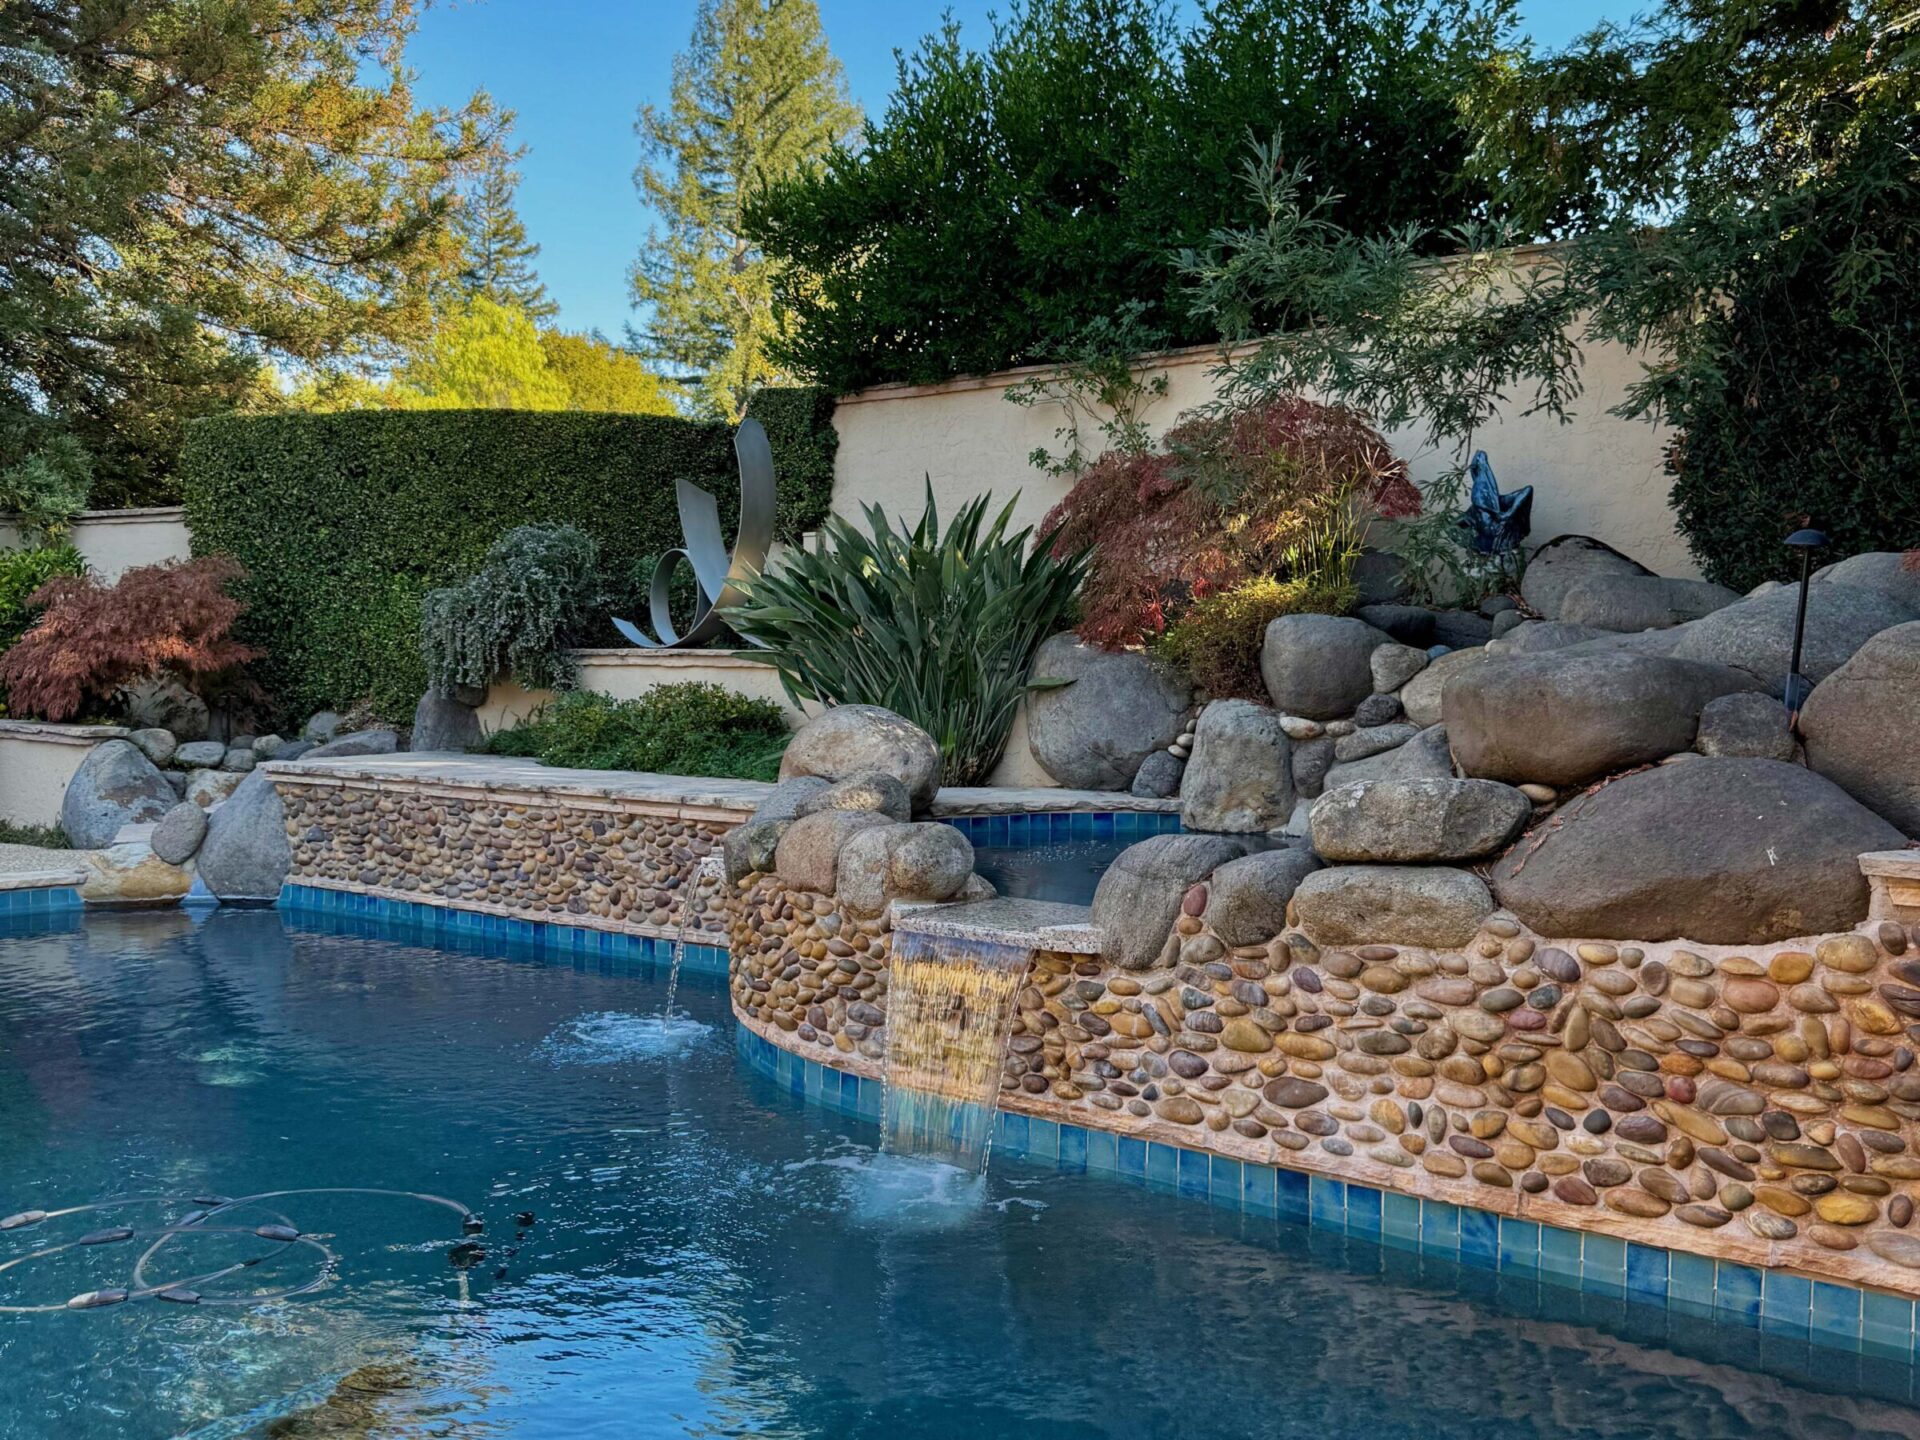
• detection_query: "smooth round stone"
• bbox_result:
[1769,951,1814,984]
[1896,1195,1917,1228]
[1551,1176,1598,1206]
[1262,1078,1329,1109]
[1479,987,1524,1013]
[1814,1192,1879,1225]
[1744,1211,1798,1241]
[1605,1190,1669,1219]
[1816,934,1879,973]
[1676,1204,1732,1228]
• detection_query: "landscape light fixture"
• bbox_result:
[1782,527,1828,729]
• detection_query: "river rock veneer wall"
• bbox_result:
[731,865,1920,1298]
[277,774,736,939]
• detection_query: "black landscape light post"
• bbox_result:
[1782,527,1827,730]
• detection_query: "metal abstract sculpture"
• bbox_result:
[1459,450,1533,556]
[614,417,776,650]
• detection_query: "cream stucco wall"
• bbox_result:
[0,507,192,579]
[0,722,129,828]
[828,338,1700,580]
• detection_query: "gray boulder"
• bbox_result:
[410,692,482,753]
[273,739,316,762]
[197,770,292,901]
[1290,734,1335,800]
[1430,609,1494,649]
[1260,614,1392,720]
[1355,604,1436,647]
[251,733,286,759]
[1694,691,1796,762]
[1352,550,1411,604]
[794,772,913,822]
[1310,777,1532,863]
[1490,757,1904,943]
[749,776,832,825]
[1491,621,1616,656]
[835,821,975,916]
[183,768,245,809]
[128,728,178,767]
[724,816,791,882]
[772,809,892,893]
[175,740,227,768]
[1091,833,1249,970]
[1023,633,1189,791]
[1490,610,1527,639]
[221,745,257,773]
[1322,723,1455,791]
[302,711,343,743]
[1666,582,1918,695]
[779,704,942,809]
[1352,692,1403,727]
[1202,847,1323,946]
[1520,535,1654,620]
[1399,646,1490,727]
[1445,651,1762,788]
[150,801,210,865]
[1291,865,1494,948]
[1129,750,1184,799]
[1557,574,1741,632]
[1179,699,1294,834]
[306,728,400,759]
[1370,643,1428,694]
[1332,722,1417,763]
[1800,620,1920,833]
[1813,551,1920,613]
[59,740,178,848]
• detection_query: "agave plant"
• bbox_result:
[729,486,1090,785]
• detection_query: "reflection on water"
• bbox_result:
[0,910,1915,1439]
[970,840,1131,906]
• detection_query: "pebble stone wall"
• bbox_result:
[277,776,736,940]
[730,865,1920,1300]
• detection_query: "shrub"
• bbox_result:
[0,557,259,722]
[0,544,85,655]
[730,488,1090,785]
[421,525,604,696]
[1156,574,1359,700]
[1044,396,1414,651]
[179,391,837,723]
[482,685,791,783]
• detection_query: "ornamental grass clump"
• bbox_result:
[421,524,603,697]
[0,557,258,722]
[1043,394,1416,657]
[483,684,791,783]
[729,488,1090,785]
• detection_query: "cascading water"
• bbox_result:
[879,932,1032,1174]
[662,855,725,1021]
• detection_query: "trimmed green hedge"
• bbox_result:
[180,390,836,723]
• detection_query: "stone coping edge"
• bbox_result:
[0,719,129,743]
[733,1022,1920,1367]
[892,897,1102,954]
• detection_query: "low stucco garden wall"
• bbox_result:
[0,720,130,828]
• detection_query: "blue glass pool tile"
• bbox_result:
[1419,1198,1459,1253]
[1117,1135,1147,1180]
[1026,1117,1059,1164]
[1175,1146,1210,1198]
[1497,1216,1540,1271]
[1761,1271,1812,1335]
[1091,812,1114,840]
[1812,1281,1863,1345]
[1209,1156,1242,1207]
[996,1111,1028,1158]
[1050,813,1071,841]
[1582,1233,1626,1287]
[1625,1243,1669,1302]
[1146,1141,1179,1190]
[1382,1190,1419,1247]
[1665,1249,1714,1308]
[1714,1262,1763,1325]
[1086,1128,1118,1175]
[1346,1183,1383,1239]
[1863,1290,1915,1357]
[1457,1204,1497,1264]
[1241,1163,1277,1216]
[1274,1166,1309,1222]
[1069,811,1094,840]
[1308,1175,1346,1230]
[1058,1123,1087,1173]
[1539,1225,1582,1284]
[856,1075,882,1121]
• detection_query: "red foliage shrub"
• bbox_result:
[1043,396,1416,650]
[0,557,260,722]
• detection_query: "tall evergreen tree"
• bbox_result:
[452,141,557,320]
[0,0,495,506]
[631,0,860,418]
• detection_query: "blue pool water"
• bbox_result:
[3,910,1919,1439]
[971,839,1132,905]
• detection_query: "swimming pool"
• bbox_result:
[3,908,1918,1438]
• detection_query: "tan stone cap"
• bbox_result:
[1860,849,1920,880]
[893,896,1103,954]
[0,869,88,891]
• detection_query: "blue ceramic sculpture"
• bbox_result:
[1459,450,1532,555]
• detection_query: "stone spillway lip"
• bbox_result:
[0,868,88,892]
[892,896,1103,954]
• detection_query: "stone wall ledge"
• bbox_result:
[0,719,130,745]
[0,868,88,891]
[893,896,1102,954]
[1864,850,1920,925]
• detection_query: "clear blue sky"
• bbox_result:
[408,1,1630,340]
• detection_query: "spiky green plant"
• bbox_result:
[729,487,1090,785]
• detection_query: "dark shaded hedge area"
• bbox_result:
[181,389,837,723]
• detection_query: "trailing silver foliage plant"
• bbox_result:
[421,524,603,696]
[729,487,1090,785]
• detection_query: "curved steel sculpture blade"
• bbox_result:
[614,417,775,649]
